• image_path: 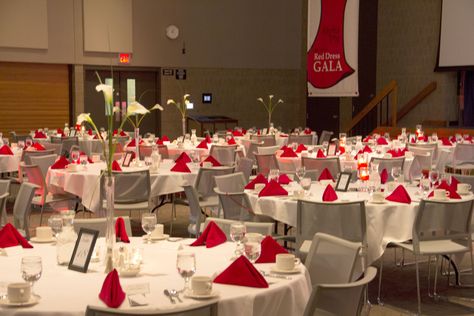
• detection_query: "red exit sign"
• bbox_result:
[119,53,131,64]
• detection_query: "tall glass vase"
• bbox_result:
[134,127,140,165]
[268,112,272,131]
[103,174,115,273]
[181,117,186,137]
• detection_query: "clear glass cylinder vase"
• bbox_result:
[182,117,186,137]
[103,174,115,273]
[134,127,140,163]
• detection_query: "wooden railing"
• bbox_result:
[346,80,398,135]
[395,81,437,123]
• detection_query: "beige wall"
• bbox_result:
[376,0,458,127]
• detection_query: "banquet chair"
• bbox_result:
[209,144,238,166]
[408,153,432,181]
[234,158,253,183]
[194,166,235,200]
[254,153,280,176]
[156,144,170,159]
[251,134,276,146]
[86,302,218,316]
[22,149,56,165]
[318,130,334,145]
[182,185,207,237]
[139,144,153,160]
[61,136,79,154]
[50,136,63,144]
[303,266,377,316]
[114,136,130,148]
[21,164,79,225]
[12,182,38,239]
[30,154,58,178]
[377,198,474,315]
[214,188,258,221]
[452,143,474,165]
[370,157,405,181]
[73,216,132,237]
[288,134,313,145]
[408,142,438,161]
[214,172,246,193]
[257,145,280,155]
[100,170,151,219]
[0,179,11,227]
[42,142,63,156]
[301,157,341,179]
[203,217,274,238]
[245,140,262,164]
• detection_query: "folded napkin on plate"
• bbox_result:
[278,174,292,185]
[88,129,93,136]
[304,128,312,135]
[127,139,144,147]
[171,161,191,173]
[280,145,288,151]
[190,221,226,248]
[0,223,33,248]
[227,138,237,145]
[295,144,307,153]
[31,142,45,151]
[380,168,389,184]
[316,149,326,158]
[255,236,288,263]
[205,135,212,144]
[112,160,122,172]
[450,177,459,191]
[232,130,244,137]
[245,174,268,190]
[57,128,65,137]
[258,180,288,197]
[115,217,130,243]
[418,135,428,142]
[362,145,372,153]
[156,139,164,145]
[196,139,208,149]
[0,145,13,155]
[214,255,268,288]
[322,184,338,202]
[428,181,461,199]
[34,131,47,139]
[200,155,222,167]
[377,137,388,145]
[440,137,452,146]
[51,156,70,169]
[99,269,126,308]
[385,185,411,204]
[175,152,191,164]
[280,147,298,158]
[161,135,170,142]
[318,168,334,181]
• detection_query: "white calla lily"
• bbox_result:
[257,94,285,130]
[150,103,164,111]
[127,101,150,116]
[76,113,92,125]
[95,84,113,105]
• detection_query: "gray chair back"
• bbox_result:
[215,188,255,221]
[30,154,58,178]
[251,134,276,147]
[61,136,79,154]
[214,172,246,193]
[453,143,474,165]
[234,158,253,183]
[254,153,280,176]
[194,166,234,198]
[301,157,341,179]
[209,145,238,166]
[73,216,132,237]
[245,140,262,164]
[23,149,55,165]
[371,157,405,181]
[0,179,11,227]
[43,142,63,155]
[318,130,333,145]
[13,182,38,239]
[288,134,313,145]
[182,185,204,237]
[101,170,151,205]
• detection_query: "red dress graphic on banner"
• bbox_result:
[307,0,354,89]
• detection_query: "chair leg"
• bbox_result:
[433,255,439,300]
[39,204,45,226]
[377,254,384,305]
[415,254,422,315]
[427,255,432,298]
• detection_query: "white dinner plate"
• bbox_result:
[0,295,40,307]
[119,268,140,277]
[30,237,56,243]
[428,197,449,202]
[270,266,301,274]
[369,200,387,204]
[142,234,169,241]
[184,290,219,299]
[457,191,472,196]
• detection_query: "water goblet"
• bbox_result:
[48,215,63,238]
[296,166,306,182]
[322,141,329,152]
[243,240,261,263]
[25,138,33,148]
[71,150,80,164]
[144,156,152,167]
[230,223,246,258]
[21,256,42,298]
[268,169,280,182]
[79,155,88,169]
[18,140,25,149]
[420,178,431,197]
[141,213,157,244]
[176,252,196,293]
[391,166,402,183]
[429,169,439,188]
[300,177,312,196]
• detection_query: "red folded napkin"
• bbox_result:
[380,168,389,184]
[279,133,288,137]
[200,155,222,167]
[318,168,334,181]
[280,145,288,150]
[385,185,411,204]
[255,236,288,263]
[418,135,428,142]
[190,221,226,248]
[377,137,388,145]
[156,139,164,145]
[112,160,122,171]
[81,152,94,164]
[127,139,144,147]
[0,223,33,248]
[93,134,102,140]
[113,129,118,136]
[233,130,243,137]
[304,128,312,135]
[386,149,399,157]
[322,184,338,202]
[295,144,307,153]
[175,152,191,164]
[441,137,452,146]
[51,156,70,169]
[214,255,268,288]
[0,145,13,155]
[205,135,212,144]
[428,180,461,199]
[34,131,47,139]
[316,149,326,158]
[245,173,268,190]
[258,180,288,197]
[31,142,45,151]
[161,135,170,142]
[196,139,208,149]
[171,161,191,173]
[450,177,459,191]
[363,136,372,142]
[99,269,126,308]
[88,129,93,136]
[112,130,127,136]
[57,128,65,137]
[280,147,298,158]
[115,217,130,243]
[278,174,292,185]
[362,145,372,153]
[338,146,345,154]
[227,138,236,145]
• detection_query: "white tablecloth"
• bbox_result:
[0,239,311,316]
[0,153,20,173]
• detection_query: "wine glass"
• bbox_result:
[25,138,33,148]
[391,166,402,183]
[230,223,246,258]
[243,240,261,263]
[300,177,312,196]
[429,169,439,188]
[80,155,88,168]
[268,169,280,182]
[141,213,157,244]
[420,178,431,197]
[18,140,25,150]
[176,252,196,294]
[21,256,42,298]
[71,150,80,164]
[296,166,306,182]
[48,215,63,238]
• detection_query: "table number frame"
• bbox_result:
[122,151,133,167]
[335,172,352,192]
[68,228,99,273]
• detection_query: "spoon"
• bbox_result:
[168,289,183,302]
[163,289,176,304]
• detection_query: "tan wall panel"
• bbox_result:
[0,62,70,137]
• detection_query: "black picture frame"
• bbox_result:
[68,228,99,273]
[69,129,77,137]
[335,172,352,192]
[122,151,133,167]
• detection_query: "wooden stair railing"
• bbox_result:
[394,81,437,123]
[346,80,398,135]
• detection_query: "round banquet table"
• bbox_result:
[0,239,311,316]
[246,181,474,264]
[46,160,199,212]
[0,153,20,173]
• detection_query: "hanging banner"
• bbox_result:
[307,0,359,97]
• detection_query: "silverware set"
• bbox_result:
[164,289,182,304]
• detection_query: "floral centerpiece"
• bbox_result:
[257,95,284,130]
[167,94,191,137]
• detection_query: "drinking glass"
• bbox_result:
[391,166,402,183]
[18,140,25,149]
[71,150,80,164]
[268,169,280,182]
[141,213,157,244]
[230,223,246,258]
[431,132,438,142]
[429,169,439,188]
[144,156,152,166]
[322,141,329,152]
[296,166,306,182]
[79,155,88,168]
[440,172,451,186]
[176,252,196,293]
[3,138,9,146]
[244,241,261,263]
[300,177,312,195]
[21,256,42,297]
[26,138,33,148]
[420,178,431,197]
[48,215,63,238]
